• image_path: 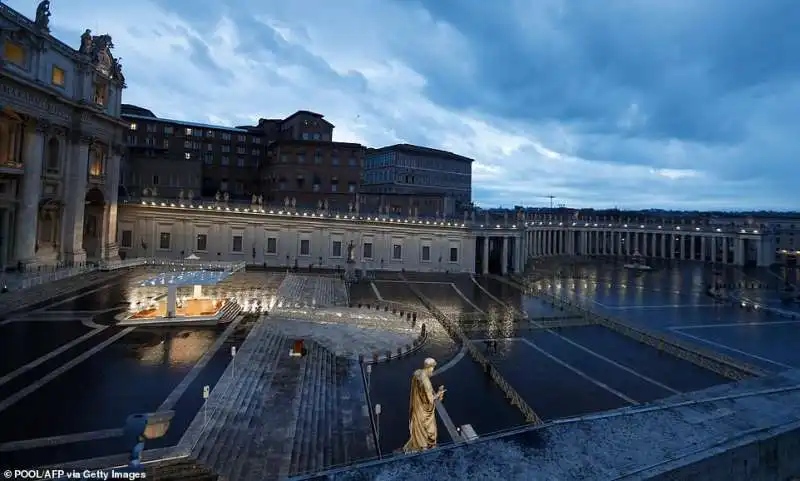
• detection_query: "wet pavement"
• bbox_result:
[534,260,800,372]
[0,271,266,469]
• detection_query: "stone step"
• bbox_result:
[193,319,273,462]
[144,458,219,481]
[323,350,335,468]
[310,346,326,473]
[287,342,313,475]
[224,331,288,481]
[290,342,321,476]
[215,329,286,481]
[331,355,344,466]
[246,338,307,481]
[203,327,278,470]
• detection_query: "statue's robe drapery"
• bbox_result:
[402,369,437,453]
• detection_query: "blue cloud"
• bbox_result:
[8,0,799,210]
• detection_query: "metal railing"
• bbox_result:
[400,273,543,425]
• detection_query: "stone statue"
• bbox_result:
[346,240,355,263]
[402,358,445,453]
[354,201,360,215]
[291,197,296,208]
[504,212,509,225]
[178,189,184,200]
[111,57,125,85]
[408,206,412,216]
[142,187,150,197]
[348,202,353,213]
[252,194,258,205]
[35,0,51,31]
[323,199,329,211]
[414,207,418,218]
[188,190,194,200]
[317,200,323,210]
[215,191,221,202]
[151,186,158,197]
[223,192,230,202]
[470,210,475,222]
[257,194,263,206]
[79,29,93,55]
[284,196,290,208]
[435,210,439,219]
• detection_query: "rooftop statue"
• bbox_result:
[79,29,93,55]
[403,357,445,453]
[35,0,51,31]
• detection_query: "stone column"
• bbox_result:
[501,236,508,275]
[650,233,657,258]
[678,234,684,259]
[13,122,45,267]
[722,237,729,264]
[102,149,122,260]
[735,238,745,266]
[514,235,522,272]
[62,134,91,264]
[193,285,203,298]
[660,234,666,258]
[1,208,9,268]
[700,236,706,262]
[166,285,178,317]
[482,235,489,274]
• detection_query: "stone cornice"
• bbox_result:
[523,220,763,236]
[122,200,473,234]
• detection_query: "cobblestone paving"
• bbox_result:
[275,275,348,309]
[267,316,419,359]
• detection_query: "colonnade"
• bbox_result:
[477,234,523,275]
[518,227,775,267]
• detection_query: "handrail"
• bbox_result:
[399,273,543,425]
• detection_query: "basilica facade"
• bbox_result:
[0,1,126,268]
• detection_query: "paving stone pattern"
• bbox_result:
[276,275,348,309]
[0,268,135,316]
[268,316,419,360]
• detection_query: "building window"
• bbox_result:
[163,139,170,149]
[196,234,208,252]
[3,41,25,67]
[152,175,160,186]
[232,235,243,253]
[237,157,244,167]
[184,152,191,160]
[221,157,229,166]
[297,154,305,163]
[450,247,458,262]
[348,183,356,193]
[129,123,137,131]
[266,237,277,254]
[422,245,431,262]
[363,242,373,260]
[159,232,171,250]
[392,244,402,260]
[280,155,287,163]
[299,239,310,256]
[348,157,357,167]
[331,240,342,258]
[164,126,173,135]
[206,130,215,138]
[332,157,340,166]
[313,183,320,192]
[185,128,192,136]
[331,182,338,193]
[204,155,212,165]
[238,135,246,142]
[120,230,133,248]
[314,154,322,165]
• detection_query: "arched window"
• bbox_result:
[46,137,59,172]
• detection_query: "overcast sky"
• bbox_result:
[12,0,800,211]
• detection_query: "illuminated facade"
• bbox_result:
[0,2,126,267]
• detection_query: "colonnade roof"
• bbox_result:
[137,270,232,287]
[525,220,763,235]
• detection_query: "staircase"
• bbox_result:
[287,343,376,478]
[217,300,243,323]
[187,319,287,477]
[144,458,219,481]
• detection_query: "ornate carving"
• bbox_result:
[34,0,51,32]
[34,119,51,134]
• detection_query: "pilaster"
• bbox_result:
[13,121,46,267]
[61,133,92,264]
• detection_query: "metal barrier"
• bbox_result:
[400,273,543,425]
[499,274,767,381]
